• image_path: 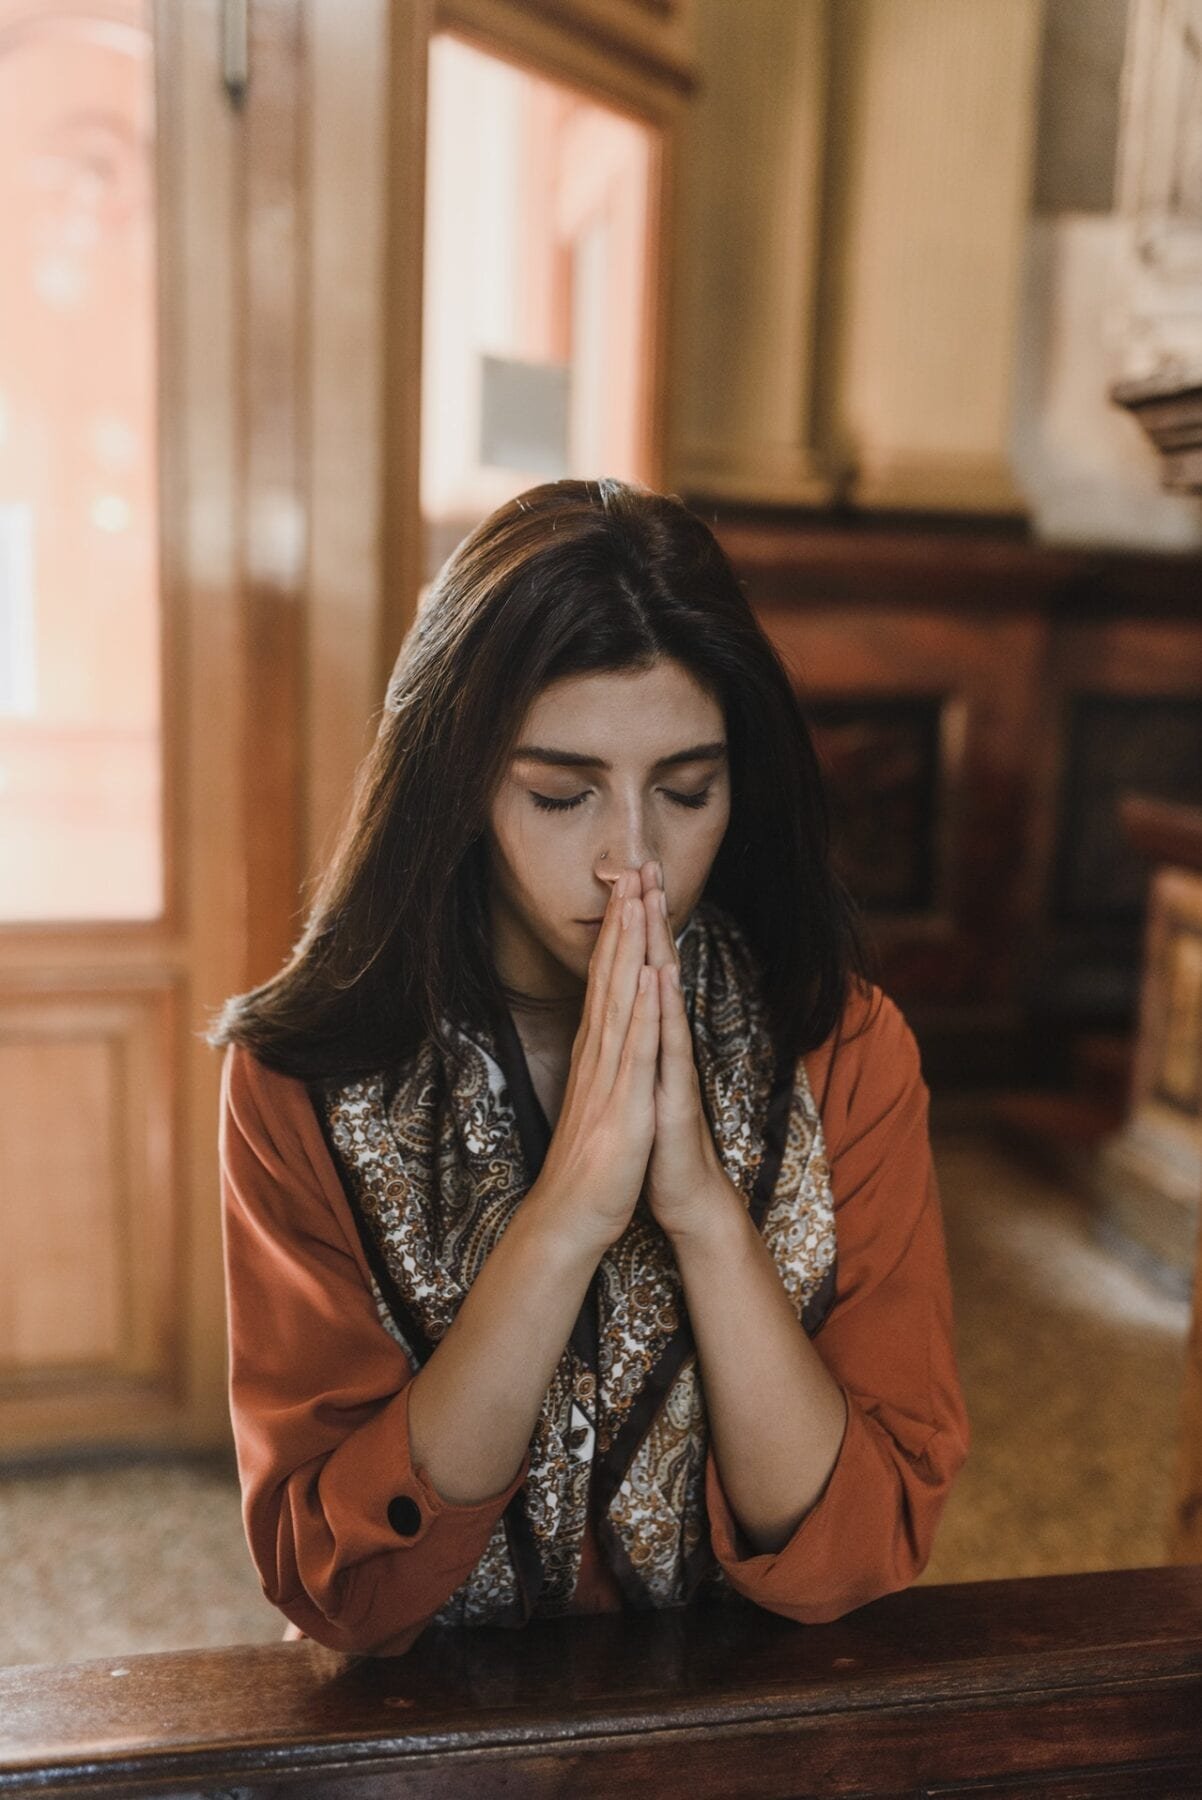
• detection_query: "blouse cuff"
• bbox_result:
[708,1385,852,1568]
[705,1387,949,1622]
[315,1375,533,1564]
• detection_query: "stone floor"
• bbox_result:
[918,1120,1189,1586]
[0,1118,1192,1668]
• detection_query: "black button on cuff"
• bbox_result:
[387,1493,423,1538]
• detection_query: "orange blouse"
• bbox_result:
[218,982,969,1656]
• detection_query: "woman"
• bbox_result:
[210,476,969,1657]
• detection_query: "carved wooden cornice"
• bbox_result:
[1110,370,1202,496]
[1109,2,1202,494]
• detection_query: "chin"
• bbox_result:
[539,922,589,984]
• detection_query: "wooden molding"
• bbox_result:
[1121,792,1202,872]
[848,449,1031,517]
[1111,372,1202,495]
[437,0,698,100]
[438,0,697,111]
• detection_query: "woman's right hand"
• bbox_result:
[531,870,660,1257]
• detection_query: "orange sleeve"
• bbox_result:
[703,984,970,1624]
[218,1042,531,1656]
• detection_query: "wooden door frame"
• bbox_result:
[0,0,245,1453]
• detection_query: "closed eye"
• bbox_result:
[530,787,714,813]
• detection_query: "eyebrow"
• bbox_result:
[511,740,728,772]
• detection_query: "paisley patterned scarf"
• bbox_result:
[307,898,837,1626]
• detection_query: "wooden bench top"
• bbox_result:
[2,1564,1201,1798]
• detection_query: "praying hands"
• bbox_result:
[617,859,850,1554]
[623,859,744,1245]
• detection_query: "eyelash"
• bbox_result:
[531,786,714,814]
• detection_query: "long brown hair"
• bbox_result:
[206,477,871,1079]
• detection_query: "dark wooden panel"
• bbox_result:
[1029,620,1202,1034]
[1052,695,1202,925]
[713,512,1202,618]
[1,1566,1200,1798]
[930,1763,1202,1798]
[708,511,1202,1076]
[807,696,945,915]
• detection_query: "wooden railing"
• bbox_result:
[2,1565,1201,1797]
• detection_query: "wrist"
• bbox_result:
[520,1177,614,1272]
[664,1174,749,1262]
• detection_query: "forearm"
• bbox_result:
[671,1182,848,1554]
[406,1184,603,1506]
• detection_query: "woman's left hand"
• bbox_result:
[637,861,739,1243]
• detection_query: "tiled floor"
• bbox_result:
[0,1121,1192,1668]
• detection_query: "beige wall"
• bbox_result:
[1013,0,1202,548]
[666,0,1202,548]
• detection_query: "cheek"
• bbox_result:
[675,806,728,887]
[485,805,534,898]
[697,794,731,853]
[492,791,546,859]
[500,807,575,900]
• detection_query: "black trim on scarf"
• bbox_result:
[490,999,552,1175]
[595,1513,660,1611]
[802,1259,837,1335]
[749,1049,797,1228]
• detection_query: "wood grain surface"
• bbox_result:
[1,1565,1200,1798]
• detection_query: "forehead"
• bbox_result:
[518,663,722,739]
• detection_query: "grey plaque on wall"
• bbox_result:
[479,353,571,477]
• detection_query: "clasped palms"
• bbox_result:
[623,861,731,1242]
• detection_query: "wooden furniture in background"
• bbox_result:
[1096,797,1202,1288]
[1113,372,1202,495]
[2,1567,1200,1798]
[1108,249,1202,1563]
[1097,795,1202,1567]
[710,509,1202,1084]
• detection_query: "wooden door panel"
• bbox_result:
[0,980,181,1449]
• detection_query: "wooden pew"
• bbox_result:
[1,1565,1201,1797]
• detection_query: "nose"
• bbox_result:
[596,814,658,892]
[597,855,657,890]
